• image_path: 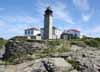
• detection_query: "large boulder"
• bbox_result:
[67,46,100,72]
[42,58,72,72]
[17,59,47,72]
[17,58,72,72]
[3,40,45,62]
[0,58,73,72]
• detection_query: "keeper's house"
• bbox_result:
[61,29,80,40]
[24,27,41,40]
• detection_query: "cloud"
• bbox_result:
[0,20,6,27]
[73,0,90,11]
[0,8,5,11]
[81,13,92,21]
[0,15,41,39]
[80,25,100,37]
[0,16,40,24]
[92,26,100,33]
[15,16,40,23]
[36,0,74,24]
[73,0,94,22]
[53,2,74,24]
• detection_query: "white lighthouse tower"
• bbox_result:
[44,7,53,39]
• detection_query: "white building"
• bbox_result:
[61,29,80,39]
[24,27,41,40]
[41,26,62,39]
[67,29,80,38]
[25,27,40,36]
[52,27,62,39]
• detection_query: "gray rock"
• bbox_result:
[69,45,100,72]
[17,59,47,72]
[3,40,45,62]
[42,58,72,72]
[70,70,78,72]
[0,46,5,58]
[0,58,72,72]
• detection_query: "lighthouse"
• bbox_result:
[44,7,53,39]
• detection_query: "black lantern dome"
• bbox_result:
[45,7,53,15]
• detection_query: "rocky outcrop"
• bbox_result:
[0,58,73,72]
[42,58,72,72]
[1,40,100,72]
[70,46,100,72]
[3,40,45,61]
[0,46,5,58]
[50,45,100,72]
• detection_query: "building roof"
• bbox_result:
[41,26,61,30]
[25,27,39,31]
[62,29,80,34]
[45,7,53,15]
[67,29,80,32]
[53,26,60,30]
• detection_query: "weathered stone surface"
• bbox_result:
[1,40,100,72]
[3,40,45,60]
[68,45,100,72]
[0,46,5,58]
[42,58,72,72]
[49,45,100,72]
[0,58,73,72]
[70,70,78,72]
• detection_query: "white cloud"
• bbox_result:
[15,16,41,24]
[53,2,74,24]
[73,0,90,11]
[0,16,40,24]
[80,25,100,37]
[36,0,74,24]
[73,0,94,22]
[0,20,6,27]
[82,13,92,21]
[0,8,5,11]
[0,15,41,39]
[92,26,100,33]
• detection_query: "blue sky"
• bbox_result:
[0,0,100,39]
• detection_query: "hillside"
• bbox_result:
[0,38,100,72]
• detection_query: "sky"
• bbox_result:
[0,0,100,39]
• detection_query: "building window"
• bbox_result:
[28,30,30,35]
[25,30,27,35]
[31,30,33,34]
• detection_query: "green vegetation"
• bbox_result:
[84,39,100,48]
[47,40,62,46]
[37,40,71,59]
[26,39,45,43]
[0,38,7,49]
[41,47,70,55]
[2,37,100,64]
[70,37,100,48]
[67,60,80,70]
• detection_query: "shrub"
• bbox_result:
[84,39,100,48]
[26,39,45,43]
[47,40,61,46]
[94,38,100,42]
[67,60,80,70]
[57,47,70,53]
[0,39,7,49]
[70,41,86,47]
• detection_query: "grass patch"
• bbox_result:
[84,39,100,48]
[67,60,80,70]
[41,40,70,54]
[47,40,62,46]
[70,38,100,48]
[0,38,7,49]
